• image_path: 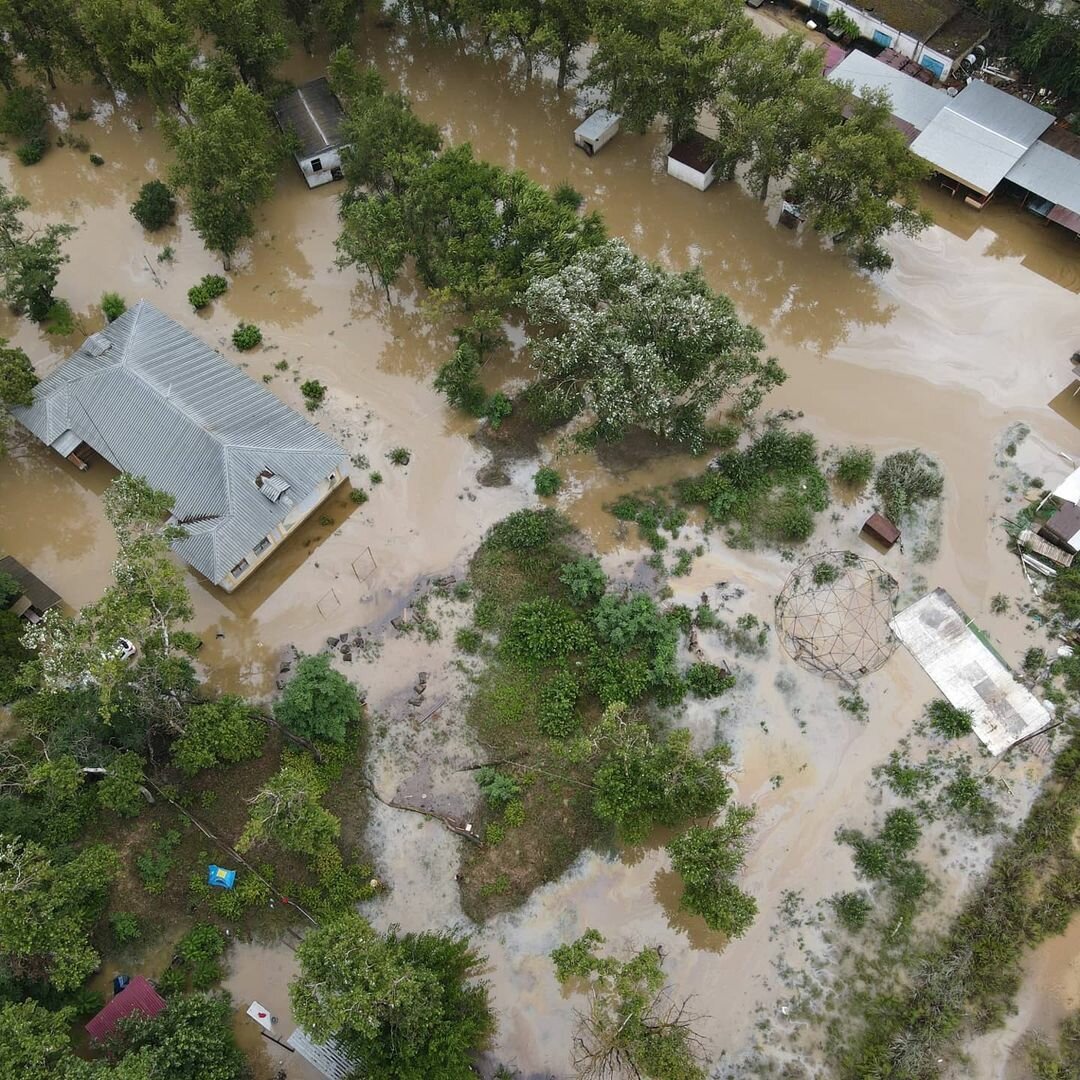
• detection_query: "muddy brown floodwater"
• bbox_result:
[1,10,1079,1078]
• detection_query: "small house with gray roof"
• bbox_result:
[12,301,349,593]
[273,77,347,188]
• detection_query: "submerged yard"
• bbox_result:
[1,10,1079,1080]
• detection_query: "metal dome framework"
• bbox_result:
[775,551,899,686]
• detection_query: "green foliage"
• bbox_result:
[559,556,607,603]
[15,136,46,165]
[171,696,265,776]
[503,799,525,827]
[812,560,841,585]
[502,598,590,666]
[291,913,495,1080]
[300,379,326,410]
[275,654,360,744]
[455,626,483,654]
[0,182,76,322]
[110,911,141,944]
[176,922,227,990]
[667,805,758,937]
[231,322,261,350]
[827,10,861,39]
[874,449,944,523]
[830,890,873,932]
[485,508,568,552]
[880,807,922,856]
[135,827,182,894]
[525,239,782,451]
[187,273,228,310]
[129,180,176,231]
[1028,1011,1080,1080]
[0,84,48,141]
[97,751,146,817]
[388,446,411,466]
[538,670,581,736]
[925,697,973,738]
[349,488,368,505]
[433,341,489,416]
[550,929,707,1079]
[101,291,126,322]
[534,466,561,497]
[593,707,732,843]
[0,836,120,990]
[475,766,522,809]
[685,662,736,698]
[238,754,340,857]
[676,428,828,546]
[164,74,284,267]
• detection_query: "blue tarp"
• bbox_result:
[208,865,236,889]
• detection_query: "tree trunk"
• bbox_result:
[557,52,569,90]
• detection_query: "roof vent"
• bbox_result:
[256,469,291,502]
[85,333,112,358]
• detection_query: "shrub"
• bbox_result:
[157,244,175,264]
[552,181,584,210]
[16,136,46,165]
[455,627,483,654]
[534,467,561,497]
[188,274,228,311]
[231,322,262,350]
[0,85,48,140]
[89,153,104,166]
[502,598,590,666]
[830,891,872,932]
[485,822,505,845]
[925,697,973,738]
[849,836,890,879]
[503,799,526,827]
[475,766,521,808]
[484,392,512,428]
[349,488,368,505]
[135,828,182,894]
[881,808,921,856]
[43,300,76,335]
[301,379,327,410]
[538,670,580,736]
[274,654,360,744]
[369,470,382,484]
[110,912,141,944]
[176,922,227,990]
[388,446,411,465]
[101,292,126,322]
[874,449,943,522]
[486,508,565,551]
[560,557,607,603]
[834,446,875,489]
[131,180,176,230]
[812,561,840,586]
[685,662,736,698]
[171,697,266,776]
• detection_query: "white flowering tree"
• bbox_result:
[523,239,784,451]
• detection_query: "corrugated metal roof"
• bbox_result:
[12,301,347,586]
[286,1027,358,1080]
[273,78,346,159]
[85,977,167,1042]
[1006,139,1080,215]
[911,80,1053,194]
[829,51,947,132]
[0,555,62,612]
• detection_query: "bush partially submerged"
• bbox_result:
[231,322,262,350]
[925,697,973,738]
[131,179,177,231]
[874,449,943,522]
[534,466,561,497]
[188,273,228,311]
[101,292,126,322]
[833,446,875,490]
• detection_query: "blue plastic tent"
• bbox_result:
[207,864,236,889]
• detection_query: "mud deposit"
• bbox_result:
[1,12,1079,1078]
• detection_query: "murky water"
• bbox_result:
[1,10,1079,1076]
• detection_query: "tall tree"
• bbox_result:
[177,0,288,88]
[551,929,707,1080]
[164,72,284,268]
[274,653,360,744]
[0,834,119,989]
[0,0,101,87]
[76,0,196,112]
[788,88,931,270]
[585,0,740,142]
[0,338,36,456]
[523,238,784,450]
[284,0,364,51]
[0,182,76,323]
[291,912,495,1080]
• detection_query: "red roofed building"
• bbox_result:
[85,976,167,1042]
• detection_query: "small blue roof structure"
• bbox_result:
[208,865,236,889]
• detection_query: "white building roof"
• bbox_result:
[574,110,619,141]
[828,51,948,132]
[1052,465,1080,504]
[1005,139,1080,214]
[891,588,1051,756]
[910,79,1054,194]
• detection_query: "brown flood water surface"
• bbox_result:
[1,16,1079,1076]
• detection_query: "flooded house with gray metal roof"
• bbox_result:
[12,301,349,592]
[273,77,347,188]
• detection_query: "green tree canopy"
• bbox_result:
[274,653,360,743]
[550,928,707,1079]
[237,755,339,857]
[0,338,36,456]
[0,181,76,322]
[291,912,495,1079]
[164,73,284,267]
[177,0,288,88]
[0,835,120,989]
[0,0,101,87]
[524,238,784,450]
[170,695,265,775]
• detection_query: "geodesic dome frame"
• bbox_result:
[774,551,899,687]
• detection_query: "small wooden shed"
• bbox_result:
[273,78,347,188]
[862,512,900,549]
[666,132,719,191]
[0,555,62,622]
[574,110,620,156]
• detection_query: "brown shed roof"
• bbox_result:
[0,555,62,613]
